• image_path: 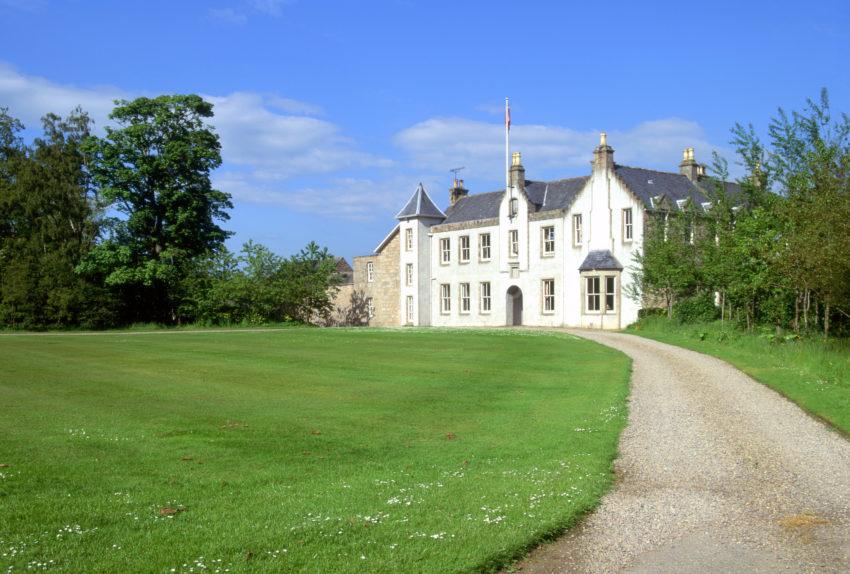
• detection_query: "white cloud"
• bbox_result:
[395,116,725,183]
[266,95,324,116]
[214,171,428,221]
[0,62,391,187]
[207,92,392,177]
[0,62,124,129]
[0,63,398,219]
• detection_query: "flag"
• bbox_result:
[505,99,511,131]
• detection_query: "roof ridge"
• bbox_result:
[615,164,687,177]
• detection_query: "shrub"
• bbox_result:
[673,292,719,324]
[638,307,667,319]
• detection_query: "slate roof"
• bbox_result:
[525,177,590,211]
[442,191,503,224]
[579,250,624,271]
[396,183,446,220]
[334,257,353,284]
[441,176,589,224]
[419,166,740,226]
[614,166,740,211]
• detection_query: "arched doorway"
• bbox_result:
[506,286,523,326]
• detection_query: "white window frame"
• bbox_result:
[542,279,555,313]
[459,235,470,263]
[405,263,413,286]
[623,208,633,242]
[406,295,414,323]
[605,275,616,312]
[573,214,583,246]
[366,297,375,318]
[509,197,519,218]
[479,233,491,261]
[366,261,374,282]
[440,238,451,264]
[460,282,471,314]
[542,226,555,256]
[480,281,491,313]
[508,229,519,259]
[586,276,600,312]
[440,284,451,314]
[585,274,617,314]
[405,228,413,251]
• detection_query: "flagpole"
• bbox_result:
[505,97,510,194]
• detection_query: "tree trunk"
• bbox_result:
[794,291,800,333]
[803,289,809,330]
[823,304,828,338]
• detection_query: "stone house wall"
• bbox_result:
[353,230,401,327]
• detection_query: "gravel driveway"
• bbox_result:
[516,330,850,573]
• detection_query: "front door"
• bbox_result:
[506,286,523,326]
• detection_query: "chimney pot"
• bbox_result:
[679,147,701,181]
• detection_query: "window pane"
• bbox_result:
[586,276,600,311]
[480,233,491,260]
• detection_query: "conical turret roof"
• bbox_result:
[396,183,446,220]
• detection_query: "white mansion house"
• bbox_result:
[351,134,735,329]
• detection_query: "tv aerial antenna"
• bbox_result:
[450,166,465,185]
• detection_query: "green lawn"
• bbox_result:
[629,317,850,436]
[0,328,630,573]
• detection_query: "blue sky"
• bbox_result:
[2,0,848,262]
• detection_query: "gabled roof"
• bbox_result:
[396,183,446,220]
[334,257,353,273]
[374,223,399,253]
[614,166,740,212]
[441,176,589,225]
[579,250,623,271]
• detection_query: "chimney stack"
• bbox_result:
[449,178,468,206]
[679,147,702,182]
[509,151,525,191]
[592,132,614,173]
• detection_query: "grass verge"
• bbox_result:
[0,328,630,573]
[628,317,850,436]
